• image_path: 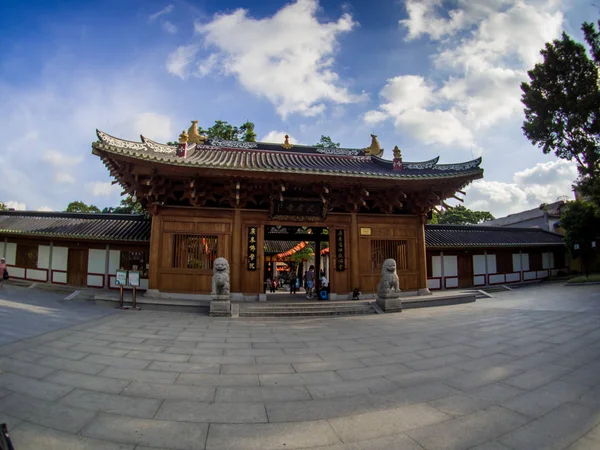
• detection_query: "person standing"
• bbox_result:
[305,265,315,299]
[0,258,6,289]
[290,275,297,294]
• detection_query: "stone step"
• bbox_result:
[240,307,375,317]
[239,301,376,317]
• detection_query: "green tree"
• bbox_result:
[0,202,6,210]
[102,195,144,214]
[436,205,495,225]
[195,120,257,142]
[560,201,600,277]
[315,135,340,149]
[521,22,600,196]
[65,201,101,213]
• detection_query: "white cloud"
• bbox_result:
[190,0,365,117]
[86,182,122,197]
[3,201,26,210]
[162,21,177,34]
[166,45,199,79]
[42,151,83,167]
[55,173,76,184]
[134,112,173,142]
[37,206,53,212]
[260,131,304,145]
[149,4,174,22]
[464,160,577,217]
[368,0,564,148]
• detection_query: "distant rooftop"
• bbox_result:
[480,201,565,228]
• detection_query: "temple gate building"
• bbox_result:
[90,124,485,298]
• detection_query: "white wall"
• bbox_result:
[88,249,106,274]
[512,254,521,272]
[4,243,16,265]
[521,253,530,271]
[443,256,458,277]
[87,274,104,287]
[506,273,520,282]
[445,278,458,288]
[428,278,441,289]
[542,252,555,269]
[432,256,442,277]
[52,247,68,271]
[486,254,497,274]
[473,255,486,275]
[108,250,120,274]
[53,271,67,284]
[489,274,505,284]
[38,245,50,269]
[28,269,47,281]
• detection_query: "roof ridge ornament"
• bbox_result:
[363,134,383,157]
[188,120,206,144]
[179,130,189,143]
[282,134,293,150]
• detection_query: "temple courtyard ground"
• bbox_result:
[0,283,599,450]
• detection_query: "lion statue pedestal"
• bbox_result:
[209,257,232,317]
[376,258,402,313]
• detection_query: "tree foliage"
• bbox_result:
[560,201,600,276]
[0,202,6,210]
[315,135,340,149]
[65,201,100,213]
[102,195,144,214]
[521,21,600,193]
[197,120,257,142]
[433,205,495,225]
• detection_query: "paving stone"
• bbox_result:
[44,370,131,394]
[328,403,450,443]
[163,346,224,356]
[146,360,220,374]
[37,355,107,375]
[466,382,526,403]
[98,367,179,385]
[259,371,343,386]
[31,345,90,361]
[499,402,599,450]
[429,393,495,416]
[205,421,341,450]
[59,388,162,418]
[293,359,365,373]
[502,379,589,418]
[220,363,295,374]
[0,412,22,431]
[470,442,514,450]
[417,344,475,358]
[301,433,426,450]
[407,406,530,450]
[357,352,422,367]
[177,373,259,387]
[501,341,554,357]
[155,400,267,423]
[306,377,398,399]
[456,354,516,372]
[188,355,256,364]
[122,381,215,402]
[110,342,167,352]
[560,362,600,386]
[9,422,135,450]
[404,353,471,371]
[10,350,46,363]
[502,364,573,390]
[445,365,524,390]
[216,386,311,402]
[566,437,600,450]
[0,372,74,400]
[82,355,151,369]
[336,363,411,381]
[125,350,190,363]
[82,413,208,450]
[0,356,57,379]
[384,365,465,387]
[70,343,131,357]
[0,393,97,433]
[255,354,324,364]
[224,348,285,356]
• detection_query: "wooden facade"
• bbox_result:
[92,128,485,297]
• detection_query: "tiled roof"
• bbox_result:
[92,131,484,181]
[481,201,565,227]
[0,211,150,242]
[425,224,565,248]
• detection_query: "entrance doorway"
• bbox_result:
[263,226,330,300]
[67,248,88,286]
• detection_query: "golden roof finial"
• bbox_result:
[393,145,402,159]
[187,120,206,144]
[179,130,189,144]
[363,134,383,157]
[282,134,293,150]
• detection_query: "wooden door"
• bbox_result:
[458,253,473,288]
[68,249,88,286]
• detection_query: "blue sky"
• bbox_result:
[0,0,594,217]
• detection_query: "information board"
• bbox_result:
[128,271,140,287]
[115,270,128,286]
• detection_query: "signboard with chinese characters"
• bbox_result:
[128,271,140,287]
[335,229,346,271]
[247,226,258,271]
[269,198,327,222]
[115,270,128,286]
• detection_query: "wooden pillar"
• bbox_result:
[440,250,445,290]
[48,241,54,284]
[417,215,431,295]
[484,250,489,286]
[148,214,162,290]
[231,208,242,292]
[104,244,110,289]
[314,236,322,289]
[350,213,360,290]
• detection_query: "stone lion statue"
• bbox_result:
[377,258,400,298]
[211,257,230,296]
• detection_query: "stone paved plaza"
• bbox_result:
[0,283,599,450]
